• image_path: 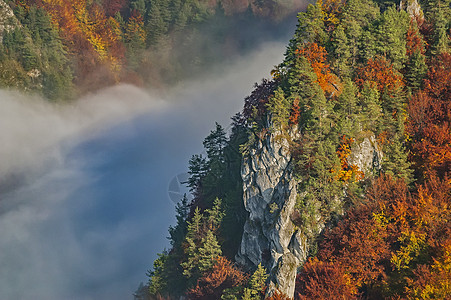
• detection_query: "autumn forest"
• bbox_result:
[0,0,450,299]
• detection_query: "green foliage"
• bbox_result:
[197,230,222,272]
[334,79,359,136]
[429,1,451,55]
[375,6,410,70]
[359,81,382,131]
[168,194,189,248]
[181,200,223,282]
[1,5,73,100]
[405,50,427,90]
[243,264,268,300]
[144,0,451,297]
[266,87,290,132]
[148,252,169,295]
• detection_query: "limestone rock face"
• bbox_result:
[236,130,306,298]
[348,135,383,177]
[400,0,424,24]
[236,131,382,298]
[0,1,17,43]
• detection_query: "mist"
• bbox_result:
[0,41,288,299]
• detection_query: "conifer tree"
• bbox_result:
[406,50,427,90]
[431,2,450,55]
[243,264,268,300]
[331,25,352,78]
[359,81,382,131]
[197,230,222,273]
[375,6,410,70]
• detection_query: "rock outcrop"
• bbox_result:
[348,135,383,176]
[400,0,424,25]
[237,129,382,298]
[236,128,305,298]
[0,1,17,43]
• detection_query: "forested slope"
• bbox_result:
[144,0,450,299]
[0,0,302,100]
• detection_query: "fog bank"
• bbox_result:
[0,42,286,299]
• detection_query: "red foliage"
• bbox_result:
[295,258,359,299]
[355,57,404,93]
[406,20,425,56]
[296,175,451,298]
[407,53,451,180]
[187,256,246,299]
[102,0,126,17]
[289,98,301,125]
[243,79,277,122]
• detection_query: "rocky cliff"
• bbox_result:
[236,127,304,297]
[236,128,382,298]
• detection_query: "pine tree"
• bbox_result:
[334,79,359,136]
[405,50,427,90]
[168,194,189,248]
[375,6,410,70]
[186,154,208,192]
[331,25,352,78]
[243,264,268,300]
[197,230,222,273]
[266,87,291,132]
[431,2,450,55]
[359,81,382,131]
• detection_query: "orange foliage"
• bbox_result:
[21,0,126,87]
[297,175,451,298]
[406,20,425,56]
[295,43,338,96]
[267,289,292,300]
[355,57,404,93]
[187,256,246,299]
[332,135,364,182]
[407,53,451,180]
[295,257,359,299]
[289,98,301,125]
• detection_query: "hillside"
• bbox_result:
[144,0,450,299]
[0,0,303,99]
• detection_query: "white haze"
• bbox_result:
[0,42,286,299]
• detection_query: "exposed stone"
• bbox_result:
[400,0,424,25]
[0,1,17,43]
[237,129,382,298]
[348,135,383,178]
[236,127,306,298]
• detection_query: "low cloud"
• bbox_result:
[0,42,286,299]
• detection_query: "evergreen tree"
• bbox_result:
[265,87,290,132]
[243,264,268,300]
[382,136,413,183]
[334,79,359,136]
[168,194,189,248]
[186,207,203,239]
[146,0,170,45]
[431,2,450,55]
[197,230,222,273]
[148,251,169,295]
[331,25,352,78]
[405,50,427,90]
[186,154,208,192]
[359,81,382,131]
[375,6,410,70]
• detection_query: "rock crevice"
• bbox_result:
[237,128,383,298]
